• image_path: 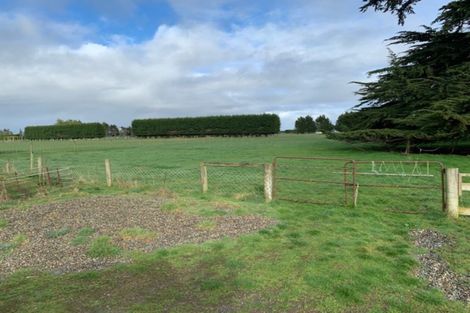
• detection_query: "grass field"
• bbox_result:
[0,134,469,312]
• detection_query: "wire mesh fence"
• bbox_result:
[0,149,453,212]
[202,162,265,200]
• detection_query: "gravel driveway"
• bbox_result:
[0,196,276,277]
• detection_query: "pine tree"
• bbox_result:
[331,1,470,150]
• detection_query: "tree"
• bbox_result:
[295,115,317,133]
[360,0,423,25]
[315,115,334,133]
[0,129,13,135]
[108,124,120,137]
[331,1,470,152]
[335,111,363,132]
[56,119,82,125]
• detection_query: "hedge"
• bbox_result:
[132,114,281,137]
[24,123,106,140]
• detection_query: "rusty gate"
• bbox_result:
[273,157,446,211]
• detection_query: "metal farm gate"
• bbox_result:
[272,157,446,211]
[272,157,355,206]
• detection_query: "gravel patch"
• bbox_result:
[410,229,452,250]
[0,196,276,277]
[410,229,470,304]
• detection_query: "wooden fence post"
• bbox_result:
[105,159,112,187]
[264,163,273,203]
[353,184,359,208]
[5,161,10,174]
[37,156,43,184]
[446,168,459,218]
[1,181,8,201]
[200,162,208,193]
[30,144,34,173]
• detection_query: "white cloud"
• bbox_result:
[0,1,446,131]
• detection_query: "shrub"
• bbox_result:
[132,114,280,137]
[24,123,106,140]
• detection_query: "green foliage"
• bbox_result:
[335,111,362,132]
[55,119,82,126]
[131,114,280,137]
[315,115,334,133]
[360,0,422,25]
[24,123,106,140]
[87,236,121,258]
[338,1,470,147]
[294,115,317,134]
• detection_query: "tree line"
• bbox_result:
[19,114,281,140]
[294,115,334,134]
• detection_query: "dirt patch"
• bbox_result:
[0,196,276,277]
[410,229,470,304]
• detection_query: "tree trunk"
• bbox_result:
[404,138,411,155]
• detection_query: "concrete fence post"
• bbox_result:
[446,168,459,218]
[200,162,208,193]
[264,163,273,203]
[105,159,112,187]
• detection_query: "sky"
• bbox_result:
[0,0,448,132]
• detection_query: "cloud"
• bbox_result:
[0,1,449,131]
[0,19,392,130]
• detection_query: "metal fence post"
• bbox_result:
[264,163,273,203]
[446,168,459,218]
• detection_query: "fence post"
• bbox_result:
[264,163,273,203]
[37,156,43,184]
[446,168,459,218]
[1,181,8,201]
[30,144,34,173]
[200,162,208,193]
[105,159,112,187]
[5,161,10,174]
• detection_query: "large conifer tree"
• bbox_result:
[331,0,470,151]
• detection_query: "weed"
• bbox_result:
[119,227,156,241]
[87,236,121,258]
[196,220,217,230]
[46,227,71,239]
[71,227,95,246]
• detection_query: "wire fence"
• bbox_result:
[1,167,75,201]
[0,148,462,214]
[203,162,265,200]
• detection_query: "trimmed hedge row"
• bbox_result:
[132,114,281,137]
[24,123,106,140]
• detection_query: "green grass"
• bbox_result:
[1,234,28,258]
[71,227,95,246]
[120,227,157,241]
[0,219,7,229]
[87,236,121,258]
[45,227,71,239]
[0,135,469,312]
